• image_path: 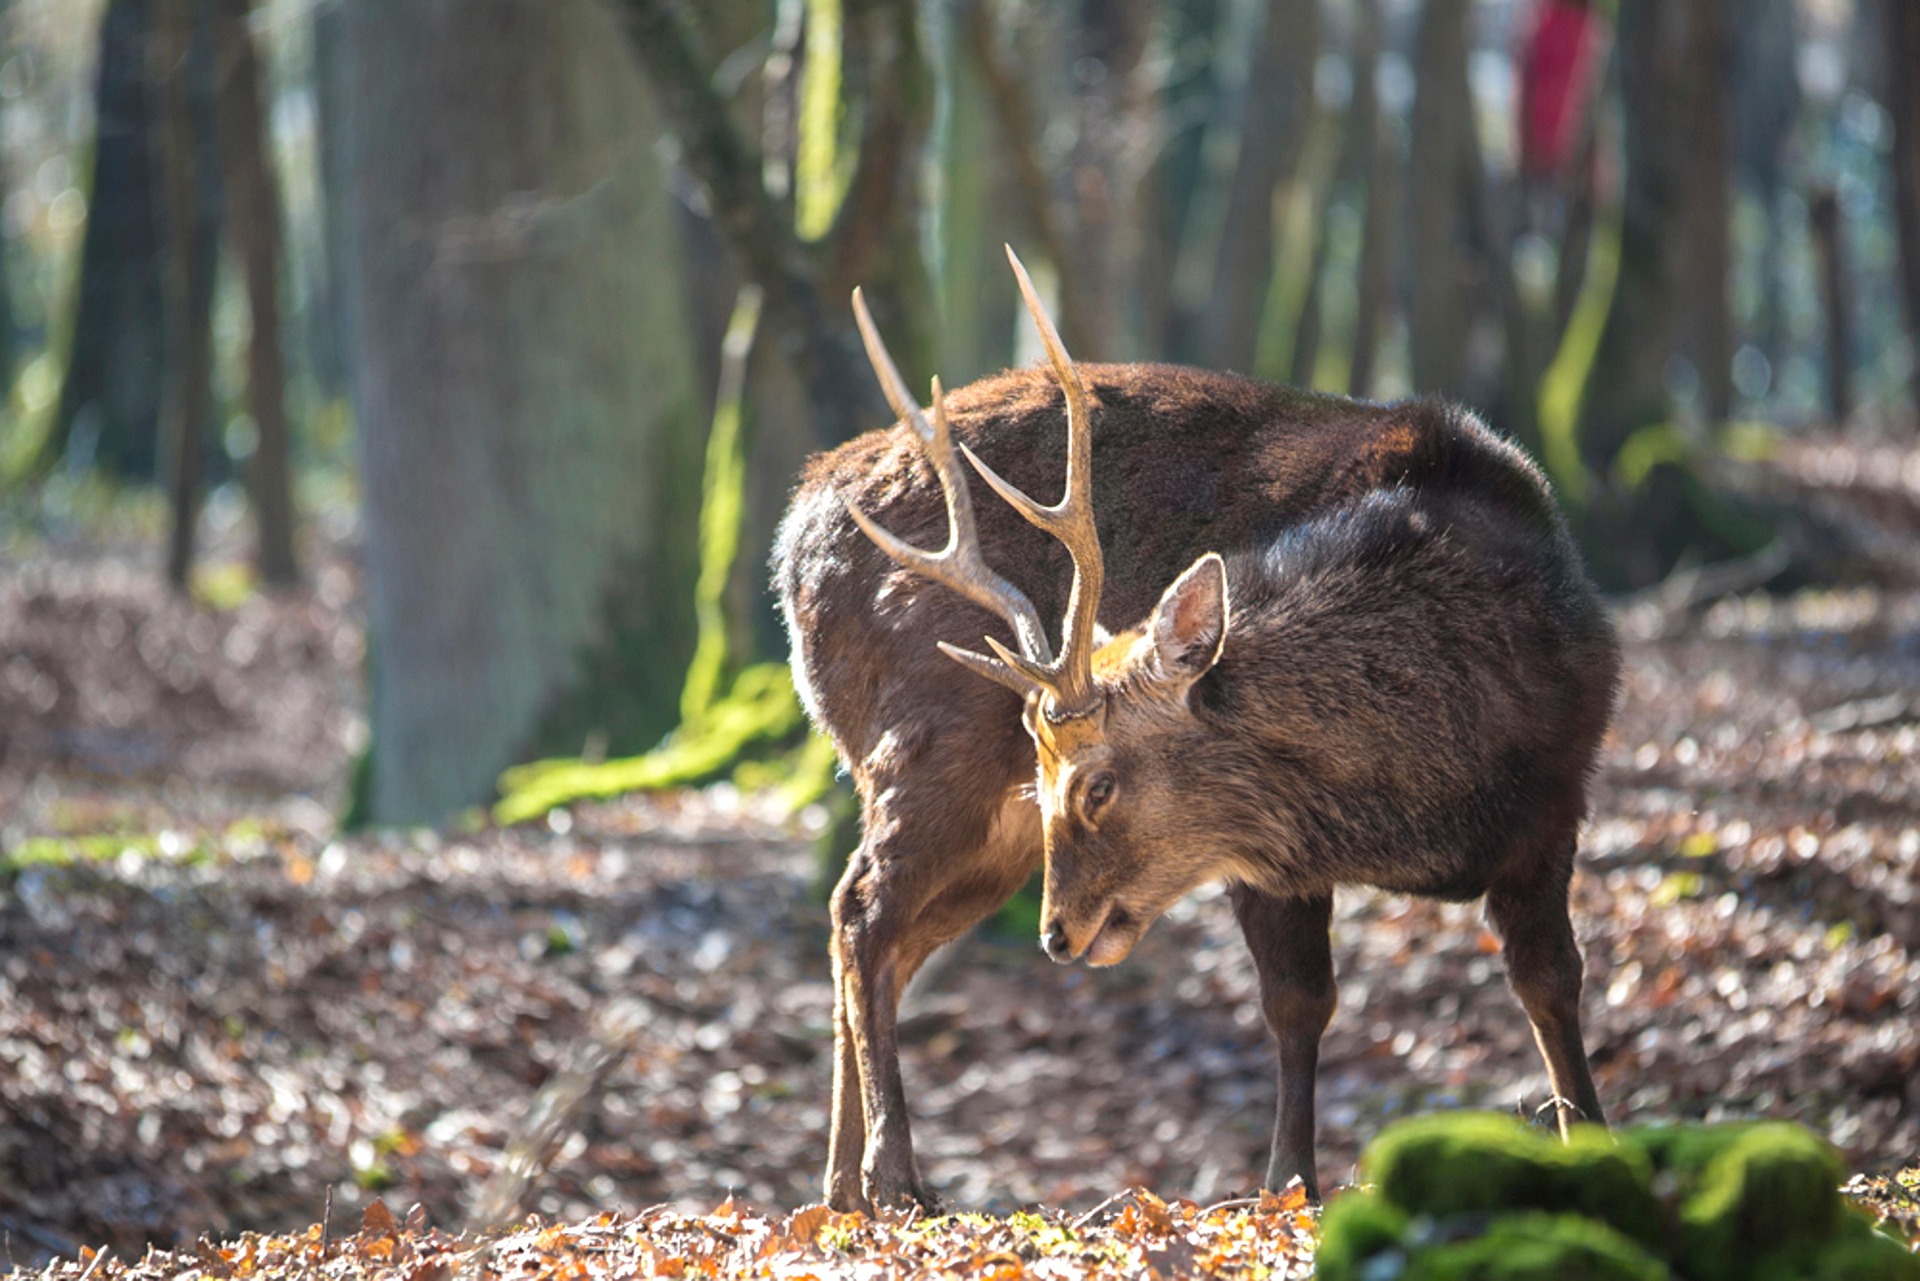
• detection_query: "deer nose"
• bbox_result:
[1042,918,1074,963]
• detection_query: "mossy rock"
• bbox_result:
[1314,1192,1411,1280]
[1662,1123,1845,1281]
[1785,1215,1920,1281]
[1405,1212,1673,1281]
[1321,1115,1917,1281]
[1318,1201,1671,1281]
[1364,1112,1664,1247]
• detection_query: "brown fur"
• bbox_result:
[773,362,1619,1211]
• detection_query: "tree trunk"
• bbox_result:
[1888,0,1920,411]
[1406,0,1476,399]
[1582,0,1720,468]
[341,0,705,823]
[1686,0,1733,422]
[1064,0,1154,360]
[44,0,168,479]
[154,0,220,590]
[211,0,299,587]
[1199,0,1317,373]
[1346,0,1388,399]
[1810,186,1854,425]
[0,0,14,392]
[308,0,354,399]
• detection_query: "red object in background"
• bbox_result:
[1520,0,1605,178]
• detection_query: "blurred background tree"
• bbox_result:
[2,0,1917,824]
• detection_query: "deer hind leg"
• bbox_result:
[1484,839,1606,1138]
[827,792,1040,1212]
[1232,888,1337,1201]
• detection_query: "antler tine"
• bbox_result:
[852,287,935,444]
[947,248,1105,715]
[842,292,1056,670]
[937,641,1046,701]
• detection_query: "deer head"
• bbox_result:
[843,248,1237,969]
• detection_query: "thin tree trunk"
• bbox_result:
[343,0,707,822]
[211,0,299,586]
[1888,0,1920,413]
[1199,0,1317,372]
[43,0,167,479]
[1687,0,1733,422]
[1810,186,1854,425]
[1407,0,1475,398]
[309,0,353,399]
[606,0,887,441]
[0,0,14,392]
[154,0,218,590]
[1347,0,1387,399]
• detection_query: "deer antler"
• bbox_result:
[842,288,1055,688]
[841,250,1107,718]
[947,247,1106,717]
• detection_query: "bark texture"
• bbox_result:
[341,0,704,823]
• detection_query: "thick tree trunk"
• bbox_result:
[45,0,168,479]
[1888,0,1920,412]
[1583,0,1720,468]
[211,0,299,587]
[1064,0,1154,360]
[1406,0,1476,399]
[1199,0,1317,373]
[341,0,705,823]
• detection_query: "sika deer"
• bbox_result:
[773,249,1618,1213]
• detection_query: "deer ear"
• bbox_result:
[1149,553,1228,685]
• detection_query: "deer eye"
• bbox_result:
[1083,771,1117,813]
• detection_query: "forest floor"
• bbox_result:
[2,429,1919,1277]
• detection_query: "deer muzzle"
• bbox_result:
[1042,901,1139,967]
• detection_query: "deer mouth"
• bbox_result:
[1084,905,1139,967]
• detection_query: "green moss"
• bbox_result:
[494,662,805,825]
[1404,1213,1671,1281]
[1366,1113,1662,1247]
[1791,1216,1920,1281]
[1537,200,1621,507]
[1327,1116,1907,1281]
[1313,1192,1411,1281]
[1671,1124,1846,1281]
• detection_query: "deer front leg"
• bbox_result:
[828,848,933,1212]
[824,933,868,1211]
[1232,888,1337,1200]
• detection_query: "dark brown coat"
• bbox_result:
[774,362,1618,1212]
